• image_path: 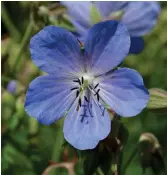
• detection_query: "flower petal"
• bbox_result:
[99,68,149,117]
[95,1,128,17]
[61,1,92,36]
[122,2,160,36]
[84,21,130,76]
[129,37,144,54]
[30,26,84,76]
[63,94,111,150]
[25,75,77,125]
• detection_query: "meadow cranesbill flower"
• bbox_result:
[61,1,160,53]
[25,21,149,150]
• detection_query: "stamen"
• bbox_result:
[71,87,79,91]
[73,79,81,85]
[94,89,100,101]
[77,39,84,54]
[94,83,99,89]
[89,86,93,90]
[76,98,82,111]
[81,77,84,84]
[84,96,88,102]
[95,89,100,96]
[79,98,82,107]
[76,91,79,98]
[76,105,79,111]
[77,39,83,47]
[97,93,100,101]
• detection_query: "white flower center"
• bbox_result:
[82,73,94,85]
[72,74,101,111]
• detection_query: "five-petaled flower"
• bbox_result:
[61,1,160,53]
[25,21,149,150]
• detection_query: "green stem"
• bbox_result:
[11,20,34,74]
[122,146,138,175]
[1,2,21,40]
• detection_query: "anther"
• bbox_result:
[81,77,84,84]
[97,93,100,101]
[73,79,81,85]
[95,89,100,96]
[76,91,79,98]
[76,105,79,111]
[76,98,82,111]
[79,98,82,107]
[71,87,79,91]
[94,83,99,89]
[84,96,89,103]
[95,89,100,101]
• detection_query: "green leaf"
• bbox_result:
[8,113,20,131]
[16,97,26,116]
[2,144,33,169]
[2,91,15,108]
[28,117,39,135]
[90,4,102,25]
[147,88,167,109]
[10,130,29,150]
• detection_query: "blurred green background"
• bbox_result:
[1,2,167,175]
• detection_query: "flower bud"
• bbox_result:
[7,80,17,94]
[139,133,166,174]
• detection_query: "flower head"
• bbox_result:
[25,21,149,150]
[61,1,160,53]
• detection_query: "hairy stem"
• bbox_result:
[42,162,75,175]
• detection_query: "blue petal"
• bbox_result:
[70,19,89,37]
[122,2,160,36]
[61,2,91,36]
[30,26,84,76]
[95,1,128,17]
[84,21,130,76]
[25,75,76,125]
[129,37,144,54]
[99,68,149,117]
[63,94,111,150]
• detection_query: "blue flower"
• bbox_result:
[25,21,149,150]
[61,1,160,53]
[7,80,17,94]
